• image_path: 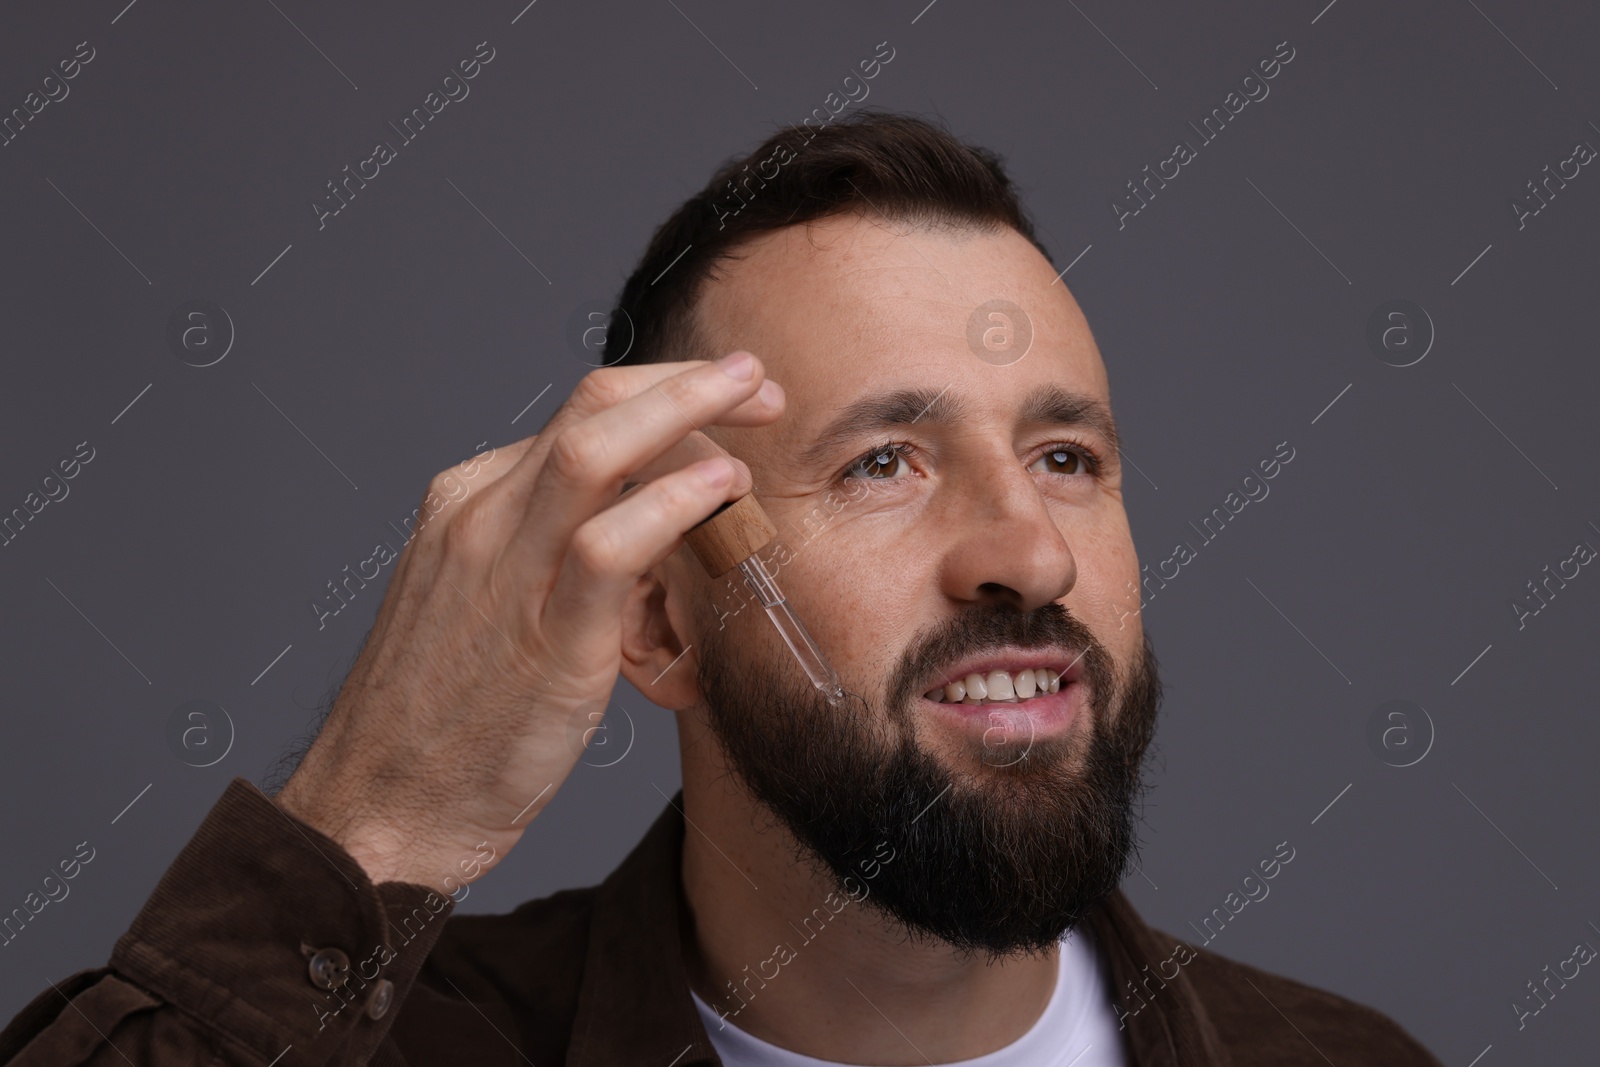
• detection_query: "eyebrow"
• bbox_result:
[798,383,1120,469]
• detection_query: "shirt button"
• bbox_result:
[365,979,395,1020]
[306,947,351,991]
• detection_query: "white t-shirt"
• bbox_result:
[690,928,1129,1067]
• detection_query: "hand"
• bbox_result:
[275,352,782,893]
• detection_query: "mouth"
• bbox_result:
[919,654,1086,707]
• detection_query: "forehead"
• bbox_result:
[693,212,1112,440]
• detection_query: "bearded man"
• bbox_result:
[0,110,1441,1066]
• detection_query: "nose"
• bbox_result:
[937,458,1076,612]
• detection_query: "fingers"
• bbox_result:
[538,456,740,657]
[524,358,780,481]
[549,357,784,429]
[477,356,779,554]
[505,354,779,579]
[629,430,752,488]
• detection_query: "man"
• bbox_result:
[0,110,1442,1065]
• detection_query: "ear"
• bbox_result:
[618,567,704,712]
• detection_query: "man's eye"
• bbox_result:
[1028,445,1097,476]
[846,444,912,480]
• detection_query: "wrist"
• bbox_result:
[337,819,444,889]
[275,781,510,893]
[274,780,432,887]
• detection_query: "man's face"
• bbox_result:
[669,210,1159,955]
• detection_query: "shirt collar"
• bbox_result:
[566,792,1231,1067]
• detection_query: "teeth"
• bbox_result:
[922,668,1065,704]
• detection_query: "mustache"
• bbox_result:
[883,601,1115,718]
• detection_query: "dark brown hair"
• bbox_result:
[606,108,1053,366]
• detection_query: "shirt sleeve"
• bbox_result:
[0,777,457,1066]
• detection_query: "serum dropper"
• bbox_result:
[684,493,846,707]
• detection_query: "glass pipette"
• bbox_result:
[683,492,847,707]
[735,553,846,706]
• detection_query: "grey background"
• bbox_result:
[1,0,1596,1061]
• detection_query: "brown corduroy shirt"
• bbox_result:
[0,778,1443,1066]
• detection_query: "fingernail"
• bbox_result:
[717,351,755,380]
[757,379,783,405]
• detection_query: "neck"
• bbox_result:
[676,717,1060,1064]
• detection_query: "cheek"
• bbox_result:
[1061,516,1142,647]
[781,530,925,686]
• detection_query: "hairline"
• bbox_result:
[674,209,1027,368]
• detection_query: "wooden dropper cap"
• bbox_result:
[684,493,778,578]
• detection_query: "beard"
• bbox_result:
[697,600,1161,959]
